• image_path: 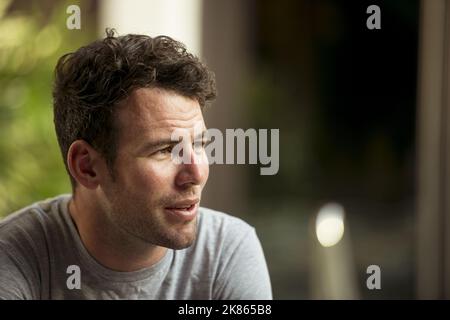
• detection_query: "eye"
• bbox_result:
[158,146,173,154]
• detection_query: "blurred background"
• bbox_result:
[1,0,449,299]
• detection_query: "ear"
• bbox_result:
[67,140,104,189]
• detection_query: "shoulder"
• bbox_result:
[0,195,71,299]
[197,207,254,233]
[194,208,273,299]
[0,194,70,245]
[193,207,262,264]
[196,207,256,248]
[0,194,71,271]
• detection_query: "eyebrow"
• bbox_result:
[139,130,208,153]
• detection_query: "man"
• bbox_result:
[0,30,272,299]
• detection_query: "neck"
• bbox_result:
[68,192,167,272]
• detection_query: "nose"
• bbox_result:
[175,144,208,188]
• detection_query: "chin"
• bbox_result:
[163,226,197,250]
[170,240,195,250]
[160,234,196,250]
[164,217,198,248]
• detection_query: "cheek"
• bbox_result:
[131,160,177,189]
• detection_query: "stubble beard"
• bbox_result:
[106,192,198,250]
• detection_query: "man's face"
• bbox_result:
[99,87,209,249]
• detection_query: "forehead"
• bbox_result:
[115,87,205,139]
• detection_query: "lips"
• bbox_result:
[164,199,199,222]
[166,199,199,210]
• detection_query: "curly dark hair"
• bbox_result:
[53,29,217,188]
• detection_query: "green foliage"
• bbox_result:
[0,0,94,215]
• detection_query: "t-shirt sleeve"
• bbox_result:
[213,227,273,300]
[0,246,35,300]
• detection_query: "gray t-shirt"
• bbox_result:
[0,195,272,300]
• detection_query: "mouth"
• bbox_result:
[164,199,199,222]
